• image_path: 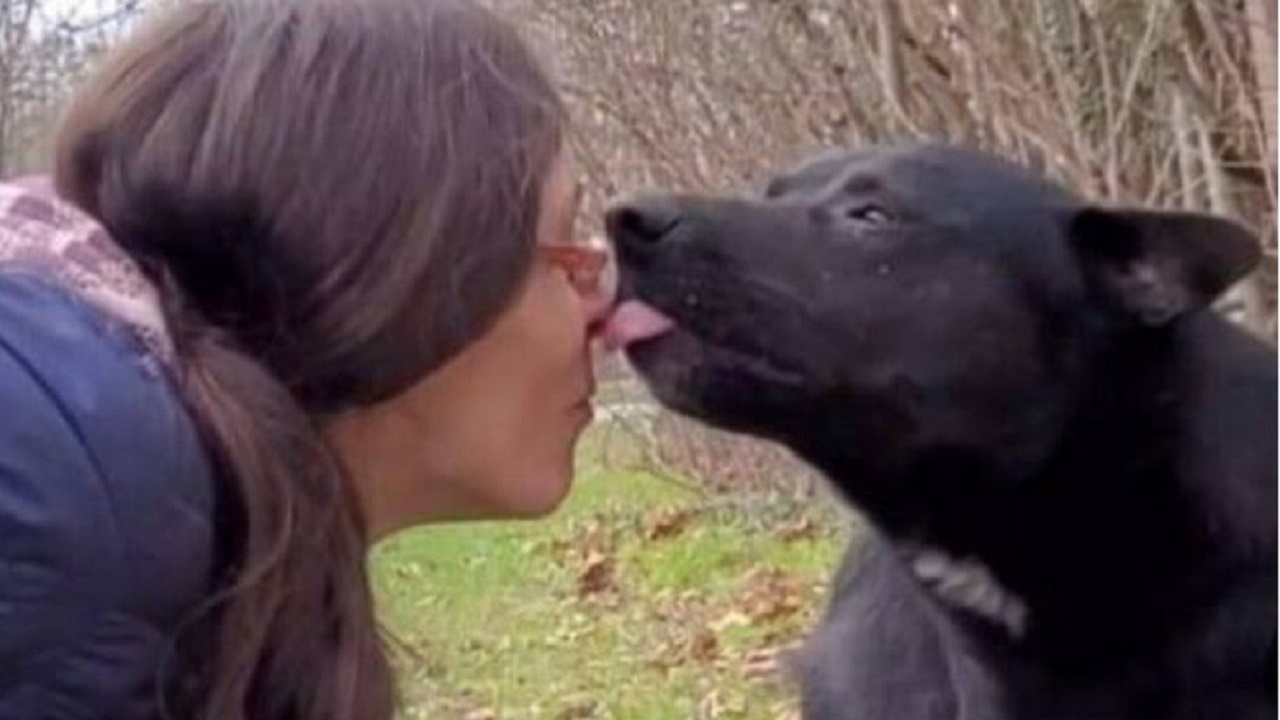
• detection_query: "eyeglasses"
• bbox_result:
[537,242,609,295]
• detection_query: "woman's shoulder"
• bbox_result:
[0,270,215,716]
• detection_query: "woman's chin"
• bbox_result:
[519,469,575,518]
[485,459,576,519]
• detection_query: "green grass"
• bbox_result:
[371,427,853,720]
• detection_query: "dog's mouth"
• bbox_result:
[601,299,677,353]
[600,297,808,389]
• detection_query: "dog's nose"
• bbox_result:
[606,197,684,246]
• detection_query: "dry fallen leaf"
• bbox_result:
[741,646,785,683]
[687,628,720,664]
[773,515,818,542]
[710,610,751,632]
[643,507,695,541]
[577,550,616,597]
[555,696,600,719]
[738,569,806,624]
[697,689,725,720]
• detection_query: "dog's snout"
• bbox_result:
[606,197,684,247]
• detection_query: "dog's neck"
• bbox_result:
[794,313,1274,656]
[899,542,1029,639]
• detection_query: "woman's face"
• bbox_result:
[326,150,612,538]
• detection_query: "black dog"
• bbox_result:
[603,145,1277,719]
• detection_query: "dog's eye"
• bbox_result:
[845,205,891,226]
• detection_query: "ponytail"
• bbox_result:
[164,309,394,719]
[51,176,397,719]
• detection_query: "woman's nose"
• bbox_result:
[579,241,616,334]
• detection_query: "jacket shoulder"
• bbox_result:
[0,271,215,718]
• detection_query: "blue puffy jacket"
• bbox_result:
[0,270,215,719]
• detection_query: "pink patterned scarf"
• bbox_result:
[0,178,174,365]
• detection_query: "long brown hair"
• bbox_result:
[52,0,565,717]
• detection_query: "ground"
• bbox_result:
[371,425,854,720]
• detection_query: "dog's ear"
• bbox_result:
[1067,208,1260,325]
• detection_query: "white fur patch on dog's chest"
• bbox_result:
[905,545,1029,638]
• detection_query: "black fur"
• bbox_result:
[606,145,1277,719]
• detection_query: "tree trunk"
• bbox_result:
[1245,0,1276,178]
[875,0,909,129]
[1198,109,1268,334]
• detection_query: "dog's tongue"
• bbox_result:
[601,300,676,352]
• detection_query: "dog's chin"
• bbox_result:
[625,328,808,437]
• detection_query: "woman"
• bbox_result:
[0,0,613,718]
